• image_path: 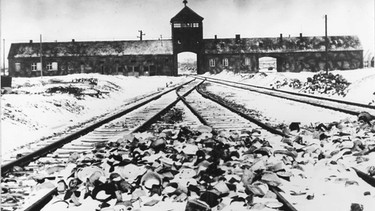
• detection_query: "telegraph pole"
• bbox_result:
[325,14,328,74]
[137,30,145,41]
[2,39,5,75]
[40,34,43,78]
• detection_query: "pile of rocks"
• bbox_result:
[13,125,291,211]
[3,115,375,211]
[301,72,350,96]
[270,78,302,90]
[270,72,351,97]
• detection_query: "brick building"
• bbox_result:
[8,1,363,77]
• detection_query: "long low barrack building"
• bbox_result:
[7,1,363,77]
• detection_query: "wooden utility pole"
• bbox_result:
[137,30,145,41]
[325,14,329,74]
[40,34,43,78]
[2,39,5,75]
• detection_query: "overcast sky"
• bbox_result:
[1,0,374,66]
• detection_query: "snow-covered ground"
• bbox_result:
[207,68,375,105]
[1,68,374,157]
[1,69,375,211]
[1,74,188,156]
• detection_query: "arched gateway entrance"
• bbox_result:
[178,52,197,75]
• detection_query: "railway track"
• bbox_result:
[1,79,199,210]
[195,75,375,116]
[2,76,374,211]
[1,79,194,173]
[191,77,375,210]
[183,83,374,211]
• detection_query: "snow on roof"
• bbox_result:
[8,36,362,59]
[8,39,173,59]
[170,6,204,22]
[204,35,362,54]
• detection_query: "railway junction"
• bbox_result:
[2,1,374,211]
[1,74,375,211]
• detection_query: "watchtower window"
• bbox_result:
[174,22,199,28]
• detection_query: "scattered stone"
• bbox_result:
[350,203,364,211]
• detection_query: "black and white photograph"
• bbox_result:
[1,0,374,210]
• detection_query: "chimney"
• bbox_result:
[29,40,33,43]
[72,39,75,43]
[214,35,217,40]
[235,34,240,43]
[280,33,283,42]
[300,33,303,39]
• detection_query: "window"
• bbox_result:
[222,58,229,67]
[68,64,73,71]
[174,22,199,28]
[46,62,53,71]
[52,62,58,70]
[15,63,21,72]
[31,62,41,71]
[245,57,251,66]
[209,59,215,67]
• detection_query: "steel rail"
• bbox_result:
[18,80,201,211]
[24,189,57,211]
[192,78,374,211]
[195,78,375,193]
[1,79,194,176]
[352,167,375,188]
[195,75,375,110]
[196,84,289,137]
[179,84,296,211]
[269,186,298,211]
[197,77,362,116]
[130,80,203,133]
[176,80,210,126]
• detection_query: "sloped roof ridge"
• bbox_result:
[171,6,204,22]
[14,39,172,44]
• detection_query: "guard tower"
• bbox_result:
[171,0,204,75]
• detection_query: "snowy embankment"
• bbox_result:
[1,74,188,156]
[207,68,375,105]
[1,68,374,156]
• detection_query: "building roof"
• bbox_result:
[204,35,362,54]
[170,6,204,23]
[8,40,173,59]
[8,35,362,59]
